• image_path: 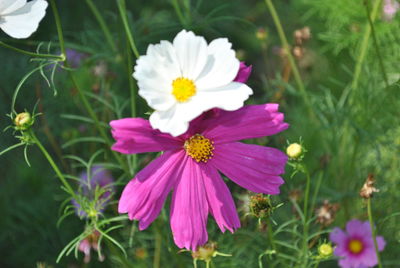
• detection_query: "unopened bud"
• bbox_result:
[318,243,333,258]
[14,112,33,131]
[286,143,303,159]
[256,28,268,41]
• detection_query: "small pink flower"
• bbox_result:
[234,62,252,83]
[78,230,105,263]
[111,103,288,250]
[382,0,400,21]
[329,219,386,268]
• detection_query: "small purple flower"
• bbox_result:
[382,0,399,21]
[72,165,114,218]
[234,62,252,83]
[78,230,105,263]
[65,48,86,68]
[329,219,386,268]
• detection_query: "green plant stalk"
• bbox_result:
[153,226,162,268]
[364,0,389,87]
[264,0,316,121]
[30,130,77,200]
[84,0,117,52]
[302,168,312,267]
[0,41,64,60]
[172,0,187,26]
[310,172,323,216]
[350,0,382,91]
[117,0,140,58]
[367,198,382,268]
[50,0,131,175]
[49,0,66,57]
[126,39,138,173]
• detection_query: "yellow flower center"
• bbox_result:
[348,239,363,254]
[184,134,214,163]
[172,77,196,102]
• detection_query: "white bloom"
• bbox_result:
[133,30,253,137]
[0,0,48,39]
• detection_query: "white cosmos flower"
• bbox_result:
[133,30,253,137]
[0,0,48,39]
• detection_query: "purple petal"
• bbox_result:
[346,219,371,237]
[233,62,252,83]
[110,118,182,154]
[202,164,240,232]
[330,227,347,245]
[201,104,289,143]
[118,150,185,230]
[210,142,287,194]
[170,157,209,251]
[376,236,386,251]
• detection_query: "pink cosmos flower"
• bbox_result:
[110,103,288,250]
[234,62,252,83]
[382,0,399,21]
[329,219,386,268]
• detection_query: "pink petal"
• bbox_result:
[170,157,209,250]
[110,118,182,154]
[210,142,287,194]
[202,164,240,232]
[329,227,347,245]
[201,104,289,144]
[376,236,386,251]
[118,150,185,230]
[233,62,252,83]
[346,219,371,237]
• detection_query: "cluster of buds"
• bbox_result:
[315,200,340,227]
[191,242,231,265]
[360,174,379,199]
[293,27,311,60]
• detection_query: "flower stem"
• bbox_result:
[49,0,66,57]
[153,225,162,268]
[350,0,382,91]
[49,0,131,175]
[30,130,77,200]
[0,41,64,60]
[364,0,389,87]
[301,167,312,267]
[117,0,140,58]
[264,0,316,122]
[367,198,382,268]
[85,0,117,52]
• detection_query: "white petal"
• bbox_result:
[149,106,190,137]
[0,0,48,39]
[133,40,180,111]
[173,30,208,80]
[195,38,240,89]
[0,0,26,15]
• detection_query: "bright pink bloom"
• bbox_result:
[234,62,252,83]
[111,104,288,250]
[329,219,386,268]
[382,0,399,21]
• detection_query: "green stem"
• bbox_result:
[364,0,389,87]
[0,142,25,156]
[302,167,312,267]
[85,0,117,52]
[367,198,383,268]
[30,130,77,200]
[264,0,315,121]
[49,0,131,175]
[267,219,277,252]
[153,226,162,268]
[350,0,381,91]
[0,41,64,60]
[313,260,320,268]
[117,0,140,58]
[310,172,323,216]
[172,0,187,26]
[49,0,66,56]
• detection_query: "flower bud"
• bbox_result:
[318,243,333,258]
[14,112,33,131]
[192,242,218,262]
[286,143,303,159]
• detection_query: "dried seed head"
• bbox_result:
[249,194,273,219]
[191,242,218,262]
[315,200,339,227]
[360,174,379,199]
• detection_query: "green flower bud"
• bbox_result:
[14,112,33,131]
[286,143,303,159]
[318,243,333,258]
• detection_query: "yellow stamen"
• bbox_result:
[184,134,214,163]
[348,239,363,254]
[172,77,196,102]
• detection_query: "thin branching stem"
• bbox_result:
[364,0,389,87]
[30,130,78,200]
[85,0,117,52]
[117,0,140,58]
[0,41,64,60]
[49,0,131,175]
[350,0,382,91]
[264,0,316,122]
[367,198,383,268]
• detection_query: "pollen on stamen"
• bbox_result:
[171,77,196,102]
[184,134,214,163]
